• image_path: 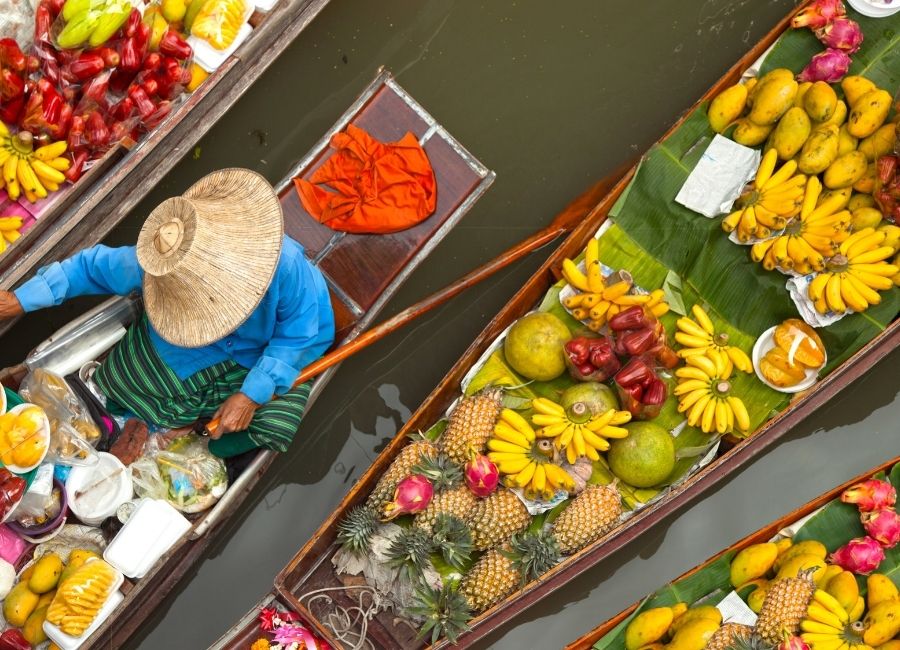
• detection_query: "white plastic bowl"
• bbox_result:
[66,453,133,526]
[752,326,826,394]
[3,403,51,474]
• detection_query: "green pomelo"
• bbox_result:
[607,421,675,488]
[559,382,618,415]
[503,312,571,381]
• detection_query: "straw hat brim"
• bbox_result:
[138,168,284,348]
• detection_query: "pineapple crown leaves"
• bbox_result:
[336,505,379,556]
[727,628,774,650]
[412,453,463,491]
[385,526,435,581]
[500,529,560,584]
[430,514,473,572]
[408,583,471,646]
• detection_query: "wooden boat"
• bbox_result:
[0,69,495,648]
[210,4,900,649]
[564,455,900,650]
[0,0,333,324]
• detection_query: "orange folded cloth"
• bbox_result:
[295,124,437,234]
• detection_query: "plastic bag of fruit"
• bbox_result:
[51,0,135,51]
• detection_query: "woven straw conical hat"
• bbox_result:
[136,168,284,348]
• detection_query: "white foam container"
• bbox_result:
[103,498,191,579]
[66,453,133,526]
[43,565,124,650]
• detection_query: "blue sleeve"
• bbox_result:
[239,258,331,404]
[14,245,143,312]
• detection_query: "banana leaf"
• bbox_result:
[592,463,900,649]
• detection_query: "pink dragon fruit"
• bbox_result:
[791,0,846,29]
[816,17,864,53]
[830,536,886,574]
[382,474,433,520]
[778,635,811,650]
[797,48,852,83]
[465,452,499,497]
[861,508,900,548]
[841,478,897,511]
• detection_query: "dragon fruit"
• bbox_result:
[797,48,852,83]
[841,478,897,511]
[791,0,846,29]
[464,452,499,497]
[382,474,433,520]
[861,508,900,548]
[830,536,886,574]
[778,635,811,650]
[816,17,863,53]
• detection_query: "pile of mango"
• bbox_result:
[624,602,724,650]
[2,549,101,646]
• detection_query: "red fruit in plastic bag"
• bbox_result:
[565,338,590,365]
[0,39,27,72]
[85,110,111,149]
[69,53,106,81]
[619,328,658,356]
[642,378,667,406]
[0,628,30,650]
[0,69,25,101]
[608,305,650,332]
[614,357,654,388]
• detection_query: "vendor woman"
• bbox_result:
[0,169,335,458]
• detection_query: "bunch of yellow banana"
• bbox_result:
[561,238,669,331]
[0,216,24,253]
[530,396,631,465]
[0,122,70,203]
[807,227,899,315]
[674,304,753,373]
[800,589,868,650]
[750,176,852,273]
[674,348,751,435]
[722,149,806,242]
[487,408,575,500]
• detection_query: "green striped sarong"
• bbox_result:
[94,317,312,458]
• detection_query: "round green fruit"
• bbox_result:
[560,382,618,415]
[607,421,675,488]
[503,312,572,381]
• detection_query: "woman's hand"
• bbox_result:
[209,392,259,437]
[0,291,24,320]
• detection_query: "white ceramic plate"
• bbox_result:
[2,403,51,474]
[752,326,826,393]
[846,0,900,17]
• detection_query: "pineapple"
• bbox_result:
[705,623,766,650]
[366,437,438,513]
[468,489,531,551]
[755,570,816,645]
[551,483,622,555]
[408,583,471,646]
[440,388,503,464]
[415,485,479,533]
[385,526,433,581]
[412,452,463,492]
[336,505,379,555]
[460,530,558,613]
[431,514,473,571]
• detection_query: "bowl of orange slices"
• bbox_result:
[0,403,51,473]
[752,319,827,393]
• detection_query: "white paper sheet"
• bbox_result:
[675,135,760,218]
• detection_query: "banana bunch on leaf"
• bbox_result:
[531,397,632,465]
[0,122,70,204]
[674,304,753,373]
[674,347,751,435]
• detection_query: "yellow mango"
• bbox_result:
[794,81,813,108]
[770,107,812,160]
[750,75,799,126]
[670,602,688,620]
[821,99,848,128]
[637,645,665,650]
[838,124,859,156]
[848,89,893,139]
[669,605,722,635]
[849,193,876,211]
[37,589,55,608]
[863,599,900,646]
[22,605,48,645]
[708,83,748,133]
[825,570,860,613]
[730,543,778,588]
[819,564,845,589]
[774,538,793,556]
[854,163,878,195]
[842,75,877,107]
[858,123,897,162]
[775,540,828,570]
[747,583,769,613]
[867,573,900,609]
[3,581,39,627]
[29,553,63,594]
[666,618,720,650]
[805,81,839,122]
[798,125,839,174]
[18,563,35,584]
[876,641,900,650]
[824,151,869,189]
[877,224,900,251]
[67,549,99,568]
[733,118,774,147]
[625,607,675,650]
[775,553,827,584]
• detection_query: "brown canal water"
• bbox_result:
[2,0,899,647]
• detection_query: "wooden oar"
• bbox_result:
[205,201,594,434]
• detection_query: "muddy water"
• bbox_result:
[4,0,899,648]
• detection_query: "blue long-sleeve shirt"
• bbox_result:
[14,237,336,404]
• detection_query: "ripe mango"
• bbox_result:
[666,618,720,650]
[625,606,674,650]
[3,581,39,627]
[875,641,900,650]
[824,151,869,189]
[798,125,839,175]
[858,123,897,162]
[22,605,48,645]
[708,83,748,133]
[853,163,878,195]
[867,573,899,609]
[805,81,838,123]
[29,553,63,594]
[670,602,688,620]
[794,81,813,109]
[669,605,722,635]
[733,119,773,147]
[851,206,883,231]
[730,543,778,588]
[863,599,900,646]
[849,193,876,211]
[67,549,99,569]
[770,107,812,160]
[750,75,799,126]
[825,570,860,613]
[842,75,877,108]
[821,99,848,128]
[747,583,769,613]
[838,124,859,157]
[878,224,900,252]
[775,553,827,584]
[37,589,55,608]
[819,563,845,589]
[848,89,892,139]
[774,538,793,556]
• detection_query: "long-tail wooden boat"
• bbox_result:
[564,455,900,650]
[210,4,900,649]
[0,0,333,327]
[0,69,495,648]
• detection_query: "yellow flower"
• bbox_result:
[250,639,270,650]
